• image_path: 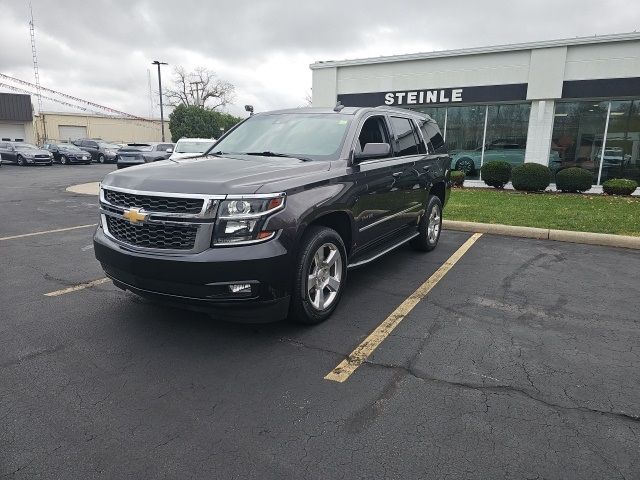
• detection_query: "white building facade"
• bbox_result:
[311,33,640,186]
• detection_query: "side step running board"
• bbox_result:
[348,232,419,269]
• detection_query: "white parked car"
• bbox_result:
[169,138,216,160]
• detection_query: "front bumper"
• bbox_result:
[93,227,292,322]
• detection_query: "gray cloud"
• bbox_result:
[0,0,638,118]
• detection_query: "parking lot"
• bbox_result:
[1,163,639,479]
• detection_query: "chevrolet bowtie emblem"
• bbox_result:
[122,207,148,225]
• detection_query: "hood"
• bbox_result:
[20,148,51,156]
[101,154,331,195]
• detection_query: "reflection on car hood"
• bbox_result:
[101,154,331,195]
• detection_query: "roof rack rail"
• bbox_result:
[373,105,431,118]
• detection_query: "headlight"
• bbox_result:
[212,194,285,246]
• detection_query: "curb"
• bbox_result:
[66,182,100,195]
[443,220,640,250]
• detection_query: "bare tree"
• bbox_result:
[164,66,235,110]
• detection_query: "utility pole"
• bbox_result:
[152,60,168,141]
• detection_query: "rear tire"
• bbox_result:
[411,195,443,252]
[290,226,347,325]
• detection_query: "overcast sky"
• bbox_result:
[0,0,638,118]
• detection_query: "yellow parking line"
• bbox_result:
[45,277,110,297]
[0,224,96,241]
[325,233,483,383]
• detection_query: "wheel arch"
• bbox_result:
[298,210,355,258]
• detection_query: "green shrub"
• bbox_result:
[450,170,465,187]
[511,163,551,192]
[555,167,593,193]
[602,178,638,196]
[480,161,512,189]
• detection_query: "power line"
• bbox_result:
[0,72,152,121]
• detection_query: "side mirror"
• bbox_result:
[354,142,391,161]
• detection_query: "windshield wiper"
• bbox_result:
[241,151,312,161]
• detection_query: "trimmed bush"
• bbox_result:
[450,170,465,187]
[602,178,638,196]
[555,167,593,193]
[481,161,512,189]
[511,163,551,192]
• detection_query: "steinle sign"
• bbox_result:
[384,88,463,105]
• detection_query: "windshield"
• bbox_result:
[175,141,215,153]
[58,144,83,151]
[99,143,120,149]
[211,113,352,160]
[15,144,38,150]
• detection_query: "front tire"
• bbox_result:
[60,155,68,165]
[290,226,347,325]
[17,155,25,166]
[455,157,476,176]
[411,195,443,252]
[98,154,105,164]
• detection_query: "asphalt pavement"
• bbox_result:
[1,163,639,479]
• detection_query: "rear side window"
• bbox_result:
[390,117,420,156]
[419,120,446,154]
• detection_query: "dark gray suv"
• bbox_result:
[94,107,451,324]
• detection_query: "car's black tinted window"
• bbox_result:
[357,116,390,152]
[419,120,446,154]
[390,117,420,156]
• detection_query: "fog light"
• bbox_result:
[229,283,252,294]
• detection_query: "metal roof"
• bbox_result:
[0,93,33,121]
[310,32,640,69]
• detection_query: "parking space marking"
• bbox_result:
[325,233,483,383]
[0,224,96,241]
[45,277,109,297]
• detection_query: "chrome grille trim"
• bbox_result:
[99,186,223,253]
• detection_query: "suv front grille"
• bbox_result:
[106,216,197,250]
[103,189,204,214]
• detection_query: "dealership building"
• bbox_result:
[311,32,640,186]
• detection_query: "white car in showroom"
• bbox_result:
[169,137,216,160]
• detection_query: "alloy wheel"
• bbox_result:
[307,242,342,311]
[98,154,105,164]
[60,155,67,165]
[427,204,441,243]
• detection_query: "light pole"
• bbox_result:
[152,60,168,141]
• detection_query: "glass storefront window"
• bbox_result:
[550,101,609,183]
[445,105,487,180]
[600,100,640,184]
[415,107,447,137]
[483,103,531,170]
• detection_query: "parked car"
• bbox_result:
[43,142,92,165]
[72,139,120,163]
[0,141,53,166]
[451,140,560,175]
[169,138,216,160]
[94,106,451,324]
[116,142,174,169]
